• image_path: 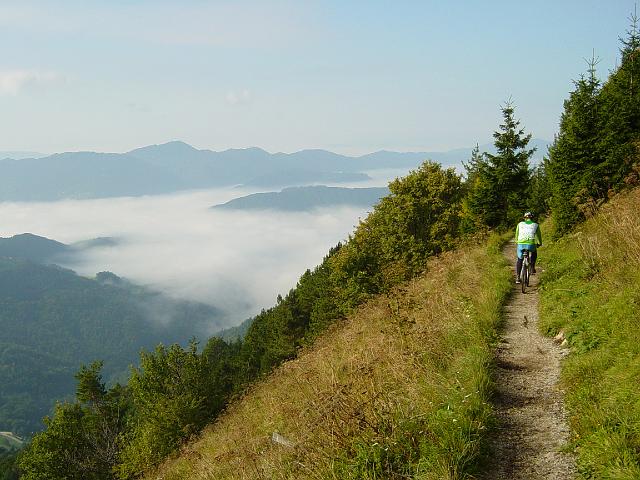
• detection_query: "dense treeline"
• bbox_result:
[545,15,640,233]
[12,16,640,480]
[463,15,640,234]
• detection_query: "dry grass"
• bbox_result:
[575,187,640,270]
[147,241,509,480]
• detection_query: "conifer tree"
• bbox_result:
[596,10,640,192]
[547,10,640,234]
[547,59,601,232]
[462,144,485,185]
[461,144,492,231]
[466,101,535,228]
[527,160,552,218]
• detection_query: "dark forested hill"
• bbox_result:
[0,233,121,265]
[0,233,69,263]
[0,256,225,437]
[213,186,389,211]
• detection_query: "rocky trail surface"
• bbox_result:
[481,244,576,479]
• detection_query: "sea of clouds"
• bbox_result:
[0,169,408,329]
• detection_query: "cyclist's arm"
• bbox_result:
[536,225,543,246]
[515,223,520,243]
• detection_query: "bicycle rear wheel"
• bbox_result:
[520,255,530,293]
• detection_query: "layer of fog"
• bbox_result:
[0,168,410,329]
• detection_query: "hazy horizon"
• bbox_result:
[1,137,552,160]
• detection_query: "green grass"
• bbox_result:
[332,236,511,480]
[538,189,640,479]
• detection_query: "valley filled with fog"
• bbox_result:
[0,169,406,331]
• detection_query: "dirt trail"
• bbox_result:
[481,243,576,479]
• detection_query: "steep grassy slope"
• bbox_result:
[539,187,640,479]
[147,238,511,480]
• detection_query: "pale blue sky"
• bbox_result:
[0,0,635,155]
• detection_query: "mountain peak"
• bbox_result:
[161,140,197,150]
[127,140,200,158]
[0,233,69,263]
[3,232,65,245]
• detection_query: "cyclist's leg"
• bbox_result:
[531,250,537,273]
[515,244,524,282]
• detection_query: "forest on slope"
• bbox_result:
[3,13,639,480]
[212,185,390,211]
[0,235,226,439]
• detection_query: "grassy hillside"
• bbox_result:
[147,237,511,479]
[538,187,640,478]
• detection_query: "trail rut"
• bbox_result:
[480,243,576,479]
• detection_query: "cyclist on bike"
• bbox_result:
[515,211,542,284]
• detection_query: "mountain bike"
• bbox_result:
[520,249,531,293]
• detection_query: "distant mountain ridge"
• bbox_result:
[213,186,390,211]
[0,140,551,201]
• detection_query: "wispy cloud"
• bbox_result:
[0,2,311,48]
[225,89,252,106]
[126,101,152,113]
[0,70,61,96]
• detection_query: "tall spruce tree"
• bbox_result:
[596,10,640,193]
[547,59,602,233]
[547,11,640,234]
[466,101,535,229]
